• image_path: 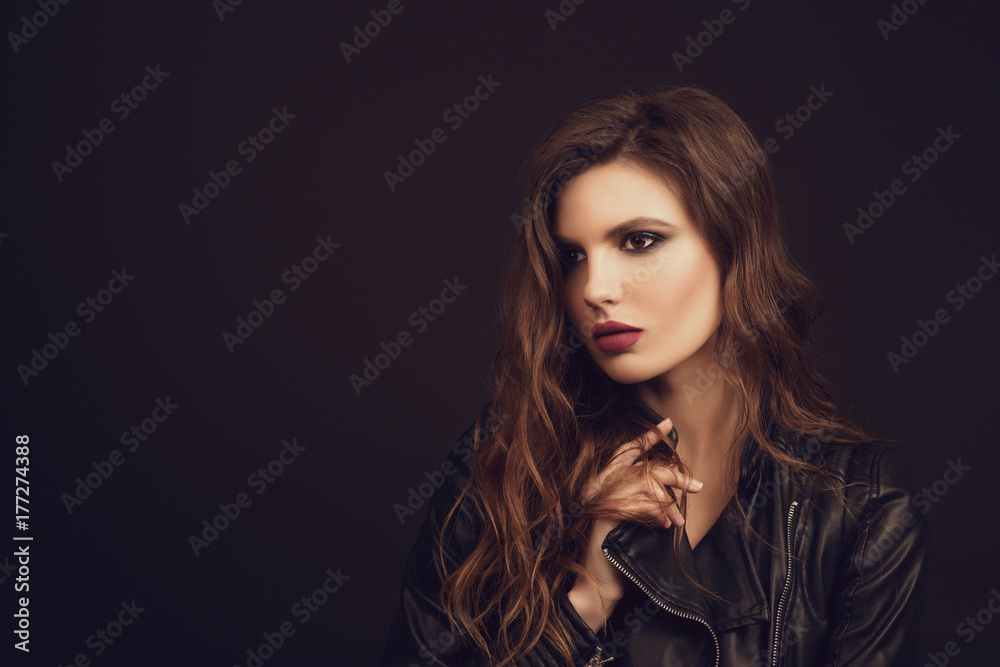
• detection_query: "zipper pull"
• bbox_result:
[585,645,615,665]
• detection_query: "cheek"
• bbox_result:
[641,252,721,328]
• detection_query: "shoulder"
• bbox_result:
[774,427,916,494]
[434,406,507,496]
[789,435,928,554]
[819,439,914,492]
[416,408,507,553]
[770,429,924,532]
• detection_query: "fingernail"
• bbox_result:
[691,480,704,491]
[661,417,672,427]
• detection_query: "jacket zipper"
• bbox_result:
[771,500,800,667]
[601,547,720,667]
[584,645,611,666]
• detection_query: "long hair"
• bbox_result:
[436,84,878,666]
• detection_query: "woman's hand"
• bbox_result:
[567,418,702,633]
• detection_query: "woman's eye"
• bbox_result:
[624,232,662,251]
[560,248,582,266]
[558,232,663,269]
[559,232,664,269]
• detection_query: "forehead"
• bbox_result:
[551,161,689,237]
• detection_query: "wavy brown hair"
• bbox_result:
[435,84,879,666]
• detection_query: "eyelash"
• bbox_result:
[558,232,665,268]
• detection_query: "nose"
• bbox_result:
[581,253,626,309]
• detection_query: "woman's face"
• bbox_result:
[551,160,723,387]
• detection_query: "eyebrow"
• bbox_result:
[551,217,678,246]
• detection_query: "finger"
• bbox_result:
[624,476,686,528]
[650,466,704,493]
[664,502,685,527]
[619,498,682,530]
[607,418,674,469]
[592,464,695,508]
[587,419,691,504]
[641,485,685,528]
[642,475,687,527]
[638,418,675,455]
[616,498,673,528]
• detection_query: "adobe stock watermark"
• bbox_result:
[510,142,615,236]
[221,235,340,354]
[178,105,297,224]
[60,396,180,515]
[523,502,585,560]
[0,554,25,586]
[12,545,29,653]
[415,626,471,666]
[922,587,1000,667]
[54,599,146,666]
[751,621,811,667]
[582,243,674,324]
[51,64,170,183]
[544,0,588,31]
[213,0,245,22]
[844,125,961,244]
[232,566,349,667]
[681,290,801,403]
[877,0,931,42]
[721,84,835,196]
[339,0,415,63]
[671,0,751,73]
[7,0,73,55]
[725,426,838,535]
[576,579,685,666]
[383,74,502,192]
[16,267,136,386]
[350,277,468,396]
[555,248,675,364]
[853,458,970,575]
[886,253,997,373]
[392,406,506,524]
[767,84,836,145]
[186,438,306,556]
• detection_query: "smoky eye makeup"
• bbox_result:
[555,230,667,269]
[623,231,667,251]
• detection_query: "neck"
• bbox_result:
[632,345,749,480]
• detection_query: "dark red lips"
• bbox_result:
[591,320,641,338]
[591,320,643,352]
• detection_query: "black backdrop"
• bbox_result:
[3,0,998,665]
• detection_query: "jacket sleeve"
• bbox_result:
[819,444,928,666]
[379,419,606,667]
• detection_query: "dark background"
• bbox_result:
[2,0,997,665]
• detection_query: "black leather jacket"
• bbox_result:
[380,403,927,666]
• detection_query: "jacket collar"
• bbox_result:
[601,386,779,630]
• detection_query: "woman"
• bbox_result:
[380,84,926,666]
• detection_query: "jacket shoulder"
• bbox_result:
[415,408,508,561]
[815,438,916,496]
[803,439,929,665]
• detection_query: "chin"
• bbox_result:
[588,353,662,386]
